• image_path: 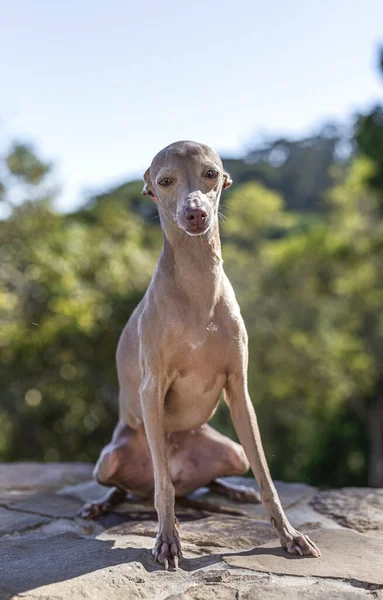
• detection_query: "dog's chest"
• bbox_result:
[163,325,229,431]
[171,319,228,373]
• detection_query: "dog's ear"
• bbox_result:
[142,167,156,199]
[222,171,233,190]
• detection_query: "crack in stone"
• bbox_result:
[1,504,51,518]
[223,567,383,591]
[0,503,60,520]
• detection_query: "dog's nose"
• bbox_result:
[184,207,207,228]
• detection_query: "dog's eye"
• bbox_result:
[205,169,218,179]
[159,178,172,187]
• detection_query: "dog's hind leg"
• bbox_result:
[79,421,154,519]
[169,424,260,503]
[207,478,261,503]
[80,486,127,519]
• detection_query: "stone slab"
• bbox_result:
[0,489,37,505]
[0,506,50,536]
[311,488,383,534]
[103,514,276,550]
[285,500,348,531]
[224,528,383,585]
[1,464,381,600]
[8,492,83,519]
[62,477,315,521]
[58,479,108,503]
[0,463,94,491]
[179,579,375,600]
[0,531,161,597]
[3,529,378,600]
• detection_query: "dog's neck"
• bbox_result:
[160,220,223,317]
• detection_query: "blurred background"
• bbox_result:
[1,1,383,488]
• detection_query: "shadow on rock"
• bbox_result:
[0,531,223,596]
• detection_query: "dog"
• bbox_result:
[80,141,320,569]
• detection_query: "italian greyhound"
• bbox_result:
[80,141,320,568]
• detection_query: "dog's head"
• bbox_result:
[142,141,232,237]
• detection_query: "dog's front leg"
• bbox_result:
[224,369,320,558]
[140,373,182,569]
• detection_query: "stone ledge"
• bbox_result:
[0,463,382,600]
[0,462,93,491]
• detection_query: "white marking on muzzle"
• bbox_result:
[184,223,211,237]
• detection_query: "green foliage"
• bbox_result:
[355,46,383,208]
[212,160,383,486]
[0,147,161,460]
[223,126,344,212]
[355,108,383,203]
[5,143,51,186]
[223,182,284,237]
[1,108,383,487]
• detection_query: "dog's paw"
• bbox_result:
[225,484,261,503]
[279,525,321,558]
[78,501,112,520]
[152,529,183,570]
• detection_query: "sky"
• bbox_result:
[1,0,382,212]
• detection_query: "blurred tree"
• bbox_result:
[222,125,349,213]
[2,107,383,490]
[213,161,383,487]
[0,143,161,461]
[353,44,383,484]
[0,143,52,211]
[73,125,349,218]
[355,45,383,208]
[5,143,51,185]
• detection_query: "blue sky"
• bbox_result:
[1,0,382,211]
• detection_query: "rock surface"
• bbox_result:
[0,463,382,599]
[311,487,383,533]
[224,529,383,585]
